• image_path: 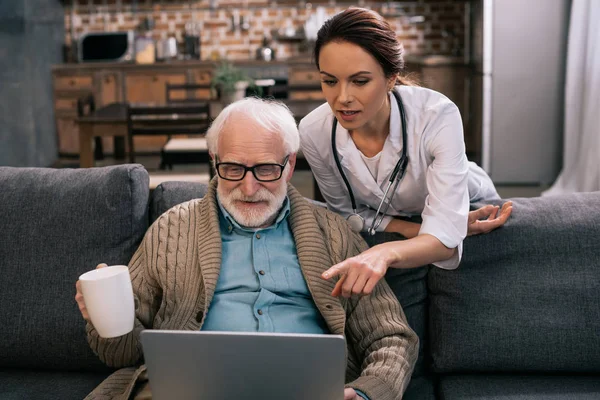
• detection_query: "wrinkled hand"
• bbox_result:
[344,388,359,400]
[468,201,513,236]
[75,263,108,321]
[322,246,391,298]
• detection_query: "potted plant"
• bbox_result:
[211,62,258,105]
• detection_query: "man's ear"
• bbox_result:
[209,152,217,174]
[285,153,297,182]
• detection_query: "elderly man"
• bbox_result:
[75,97,418,400]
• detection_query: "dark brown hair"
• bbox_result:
[314,7,414,86]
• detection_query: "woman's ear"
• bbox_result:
[388,74,399,91]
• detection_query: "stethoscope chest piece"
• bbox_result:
[347,213,365,233]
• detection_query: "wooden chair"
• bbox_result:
[126,103,211,169]
[159,82,215,172]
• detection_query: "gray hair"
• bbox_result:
[206,97,300,156]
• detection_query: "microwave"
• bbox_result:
[78,31,134,63]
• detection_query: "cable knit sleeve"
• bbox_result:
[344,227,419,400]
[85,218,163,368]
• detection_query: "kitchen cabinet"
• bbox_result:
[52,62,216,157]
[190,68,215,100]
[125,72,187,104]
[53,71,94,155]
[288,64,324,101]
[96,72,123,154]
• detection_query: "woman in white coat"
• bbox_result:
[299,7,512,298]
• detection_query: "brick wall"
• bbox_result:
[65,0,468,61]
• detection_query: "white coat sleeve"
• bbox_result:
[418,103,469,270]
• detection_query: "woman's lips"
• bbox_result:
[338,110,360,122]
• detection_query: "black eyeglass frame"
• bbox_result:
[215,155,290,182]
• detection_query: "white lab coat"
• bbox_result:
[298,86,499,269]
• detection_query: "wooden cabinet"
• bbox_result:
[55,117,80,155]
[190,68,214,100]
[53,72,94,155]
[125,72,187,104]
[97,72,121,106]
[54,75,93,91]
[288,64,324,101]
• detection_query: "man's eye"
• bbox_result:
[255,165,277,176]
[225,166,244,174]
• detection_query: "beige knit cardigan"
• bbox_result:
[85,180,418,400]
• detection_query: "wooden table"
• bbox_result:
[77,103,129,168]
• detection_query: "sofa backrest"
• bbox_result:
[429,193,600,373]
[150,181,208,223]
[0,165,150,372]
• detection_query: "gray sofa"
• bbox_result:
[1,164,598,400]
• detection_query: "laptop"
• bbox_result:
[140,330,347,400]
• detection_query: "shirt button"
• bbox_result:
[227,225,233,232]
[257,309,263,315]
[256,233,261,239]
[259,270,266,275]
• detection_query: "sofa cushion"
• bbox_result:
[0,368,109,400]
[0,165,149,372]
[150,181,208,223]
[438,374,600,400]
[429,193,600,373]
[362,232,430,378]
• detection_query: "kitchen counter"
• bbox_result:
[51,58,312,72]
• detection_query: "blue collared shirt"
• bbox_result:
[202,197,370,400]
[201,196,329,334]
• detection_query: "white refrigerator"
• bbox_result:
[470,0,571,184]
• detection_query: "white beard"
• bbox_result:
[217,181,288,228]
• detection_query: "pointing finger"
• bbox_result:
[322,260,350,280]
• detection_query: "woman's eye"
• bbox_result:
[354,80,369,86]
[322,80,337,86]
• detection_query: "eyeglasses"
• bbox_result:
[215,155,290,182]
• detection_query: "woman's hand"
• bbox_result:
[468,201,513,236]
[322,245,392,298]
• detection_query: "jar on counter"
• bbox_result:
[135,17,156,64]
[135,34,155,64]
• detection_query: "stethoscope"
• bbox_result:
[331,90,409,236]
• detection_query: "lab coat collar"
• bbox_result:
[376,90,404,186]
[334,118,386,199]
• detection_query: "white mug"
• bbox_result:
[79,265,135,338]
